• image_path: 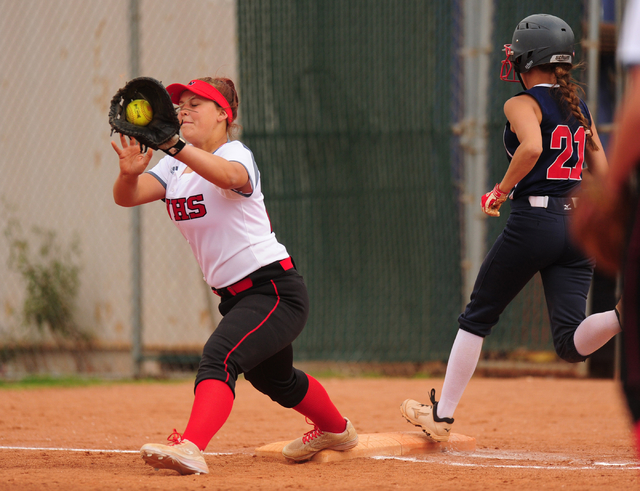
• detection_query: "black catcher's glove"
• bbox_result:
[108,77,181,153]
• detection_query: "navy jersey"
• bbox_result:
[503,85,592,200]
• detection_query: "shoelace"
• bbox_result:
[167,429,184,446]
[301,418,324,444]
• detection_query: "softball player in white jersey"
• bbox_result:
[111,76,357,475]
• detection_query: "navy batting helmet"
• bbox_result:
[500,14,575,82]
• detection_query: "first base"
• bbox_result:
[255,431,475,463]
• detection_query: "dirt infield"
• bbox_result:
[0,376,637,490]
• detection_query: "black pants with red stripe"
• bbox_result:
[195,269,310,408]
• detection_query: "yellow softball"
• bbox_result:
[126,99,153,126]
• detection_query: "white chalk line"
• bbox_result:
[0,445,231,456]
[371,449,640,471]
[1,445,638,471]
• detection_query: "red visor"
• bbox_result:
[166,79,234,123]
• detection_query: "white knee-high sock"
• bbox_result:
[573,310,622,356]
[437,329,484,419]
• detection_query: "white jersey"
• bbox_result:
[619,0,640,65]
[147,140,289,288]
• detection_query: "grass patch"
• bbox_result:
[0,375,106,389]
[0,375,192,389]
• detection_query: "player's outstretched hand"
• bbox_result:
[481,184,508,217]
[111,134,154,177]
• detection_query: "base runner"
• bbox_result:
[400,14,622,442]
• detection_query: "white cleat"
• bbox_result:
[140,429,209,475]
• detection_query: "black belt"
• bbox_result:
[212,257,295,297]
[511,196,578,213]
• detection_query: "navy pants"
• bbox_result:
[459,197,594,363]
[195,267,310,408]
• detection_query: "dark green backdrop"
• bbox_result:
[237,1,584,361]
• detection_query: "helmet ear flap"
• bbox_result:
[514,54,523,72]
[521,50,536,72]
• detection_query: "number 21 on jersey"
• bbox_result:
[547,125,585,180]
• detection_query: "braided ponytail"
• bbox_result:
[544,64,599,151]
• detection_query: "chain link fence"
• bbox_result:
[0,0,236,377]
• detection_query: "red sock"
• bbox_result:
[292,375,346,433]
[182,379,234,451]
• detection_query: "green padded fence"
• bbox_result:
[238,1,585,362]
